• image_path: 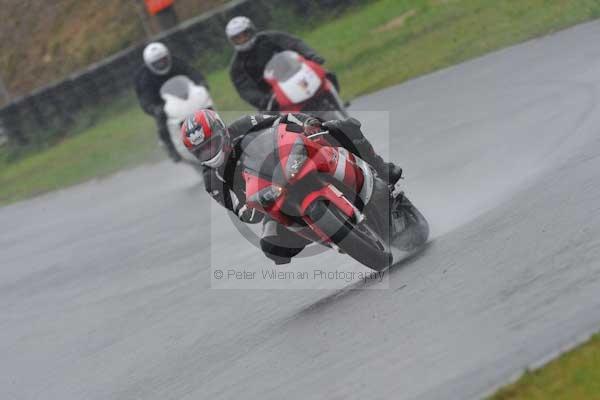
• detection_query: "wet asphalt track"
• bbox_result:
[2,21,600,400]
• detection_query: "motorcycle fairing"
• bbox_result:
[244,123,374,243]
[264,52,327,111]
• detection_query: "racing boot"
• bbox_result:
[165,144,182,163]
[353,148,403,185]
[159,140,182,163]
[157,124,182,163]
[260,218,310,265]
[369,155,403,186]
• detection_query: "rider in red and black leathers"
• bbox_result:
[200,113,399,265]
[227,20,338,110]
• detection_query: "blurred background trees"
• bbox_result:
[0,0,227,100]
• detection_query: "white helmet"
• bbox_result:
[225,16,257,51]
[143,42,172,75]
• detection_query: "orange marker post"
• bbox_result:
[144,0,175,16]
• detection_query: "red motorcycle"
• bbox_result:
[263,51,349,121]
[240,119,429,271]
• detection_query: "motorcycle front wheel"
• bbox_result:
[306,200,392,271]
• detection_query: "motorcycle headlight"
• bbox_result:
[258,185,284,208]
[285,137,308,179]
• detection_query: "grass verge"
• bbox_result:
[0,107,159,204]
[2,0,600,205]
[489,333,600,400]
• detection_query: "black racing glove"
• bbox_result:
[303,117,324,136]
[310,55,325,65]
[322,118,366,156]
[322,117,361,132]
[322,118,362,142]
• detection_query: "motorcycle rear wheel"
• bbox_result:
[391,195,429,252]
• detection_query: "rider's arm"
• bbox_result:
[322,118,374,160]
[134,69,163,116]
[202,165,262,224]
[266,31,325,64]
[228,114,281,138]
[202,167,236,212]
[229,57,270,109]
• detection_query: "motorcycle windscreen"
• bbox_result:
[264,51,303,81]
[264,51,322,104]
[278,64,322,104]
[161,75,213,121]
[160,75,193,100]
[240,129,286,185]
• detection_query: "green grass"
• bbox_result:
[0,106,158,204]
[489,333,600,400]
[2,0,600,205]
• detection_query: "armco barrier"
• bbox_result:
[0,0,364,147]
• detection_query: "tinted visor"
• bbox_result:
[151,56,171,72]
[193,135,223,163]
[231,29,253,45]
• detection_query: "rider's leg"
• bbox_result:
[156,116,181,162]
[260,218,311,265]
[324,118,402,184]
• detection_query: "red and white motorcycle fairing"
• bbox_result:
[242,122,429,270]
[263,51,348,120]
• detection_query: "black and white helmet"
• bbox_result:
[143,42,172,75]
[225,16,257,51]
